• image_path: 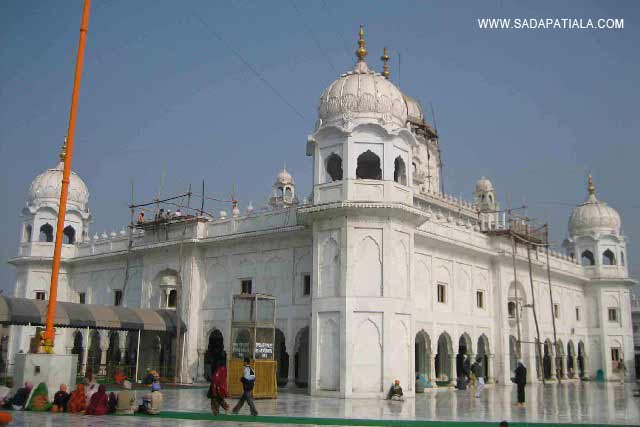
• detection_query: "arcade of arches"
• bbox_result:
[70,329,177,380]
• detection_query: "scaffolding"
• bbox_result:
[482,209,561,384]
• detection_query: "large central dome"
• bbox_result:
[318,27,407,128]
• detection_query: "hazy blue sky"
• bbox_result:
[1,1,638,292]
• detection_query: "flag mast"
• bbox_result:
[44,0,92,353]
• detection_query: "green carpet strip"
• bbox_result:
[121,410,637,427]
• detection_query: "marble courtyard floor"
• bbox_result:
[5,381,640,426]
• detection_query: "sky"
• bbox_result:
[0,1,639,292]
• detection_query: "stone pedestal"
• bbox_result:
[13,353,77,400]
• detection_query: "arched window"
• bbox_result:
[167,289,177,308]
[39,223,54,242]
[488,194,493,204]
[277,187,284,197]
[581,250,595,266]
[24,224,32,243]
[356,150,381,180]
[393,156,407,185]
[602,249,616,265]
[63,225,76,245]
[325,153,343,182]
[620,251,625,266]
[507,301,516,318]
[285,187,293,199]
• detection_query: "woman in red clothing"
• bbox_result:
[209,359,230,416]
[85,384,109,415]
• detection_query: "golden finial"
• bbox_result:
[588,174,595,196]
[356,25,367,61]
[59,136,68,162]
[381,47,390,78]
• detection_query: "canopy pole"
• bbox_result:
[135,329,141,383]
[44,0,92,352]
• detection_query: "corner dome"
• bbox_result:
[475,176,494,193]
[28,161,90,208]
[275,167,293,185]
[568,175,620,237]
[317,26,407,129]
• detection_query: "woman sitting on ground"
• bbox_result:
[51,384,70,412]
[108,391,117,413]
[85,382,99,407]
[86,384,109,415]
[67,384,86,413]
[10,381,33,410]
[26,382,51,411]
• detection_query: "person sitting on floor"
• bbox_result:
[387,380,404,400]
[51,384,70,412]
[67,384,86,413]
[108,391,117,413]
[11,381,33,410]
[86,384,109,415]
[26,382,51,411]
[138,380,163,415]
[0,379,12,407]
[116,380,136,414]
[85,382,99,407]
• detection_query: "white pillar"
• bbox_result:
[98,330,110,377]
[428,353,436,383]
[560,354,568,379]
[487,354,495,383]
[449,355,456,386]
[118,331,128,366]
[197,349,206,382]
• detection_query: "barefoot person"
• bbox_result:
[232,357,258,416]
[515,360,527,407]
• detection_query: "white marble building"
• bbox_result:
[7,28,636,398]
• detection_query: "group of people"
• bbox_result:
[208,355,258,416]
[0,368,163,416]
[136,208,184,225]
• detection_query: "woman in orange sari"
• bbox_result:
[67,384,86,413]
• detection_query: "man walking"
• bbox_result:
[232,357,258,416]
[472,356,484,398]
[515,360,527,407]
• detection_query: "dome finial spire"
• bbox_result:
[588,173,595,196]
[356,25,367,62]
[59,136,68,162]
[381,47,390,79]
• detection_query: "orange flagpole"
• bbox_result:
[44,0,91,352]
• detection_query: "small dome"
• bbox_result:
[28,161,89,208]
[403,94,424,125]
[568,175,620,237]
[475,177,494,193]
[317,26,407,128]
[275,168,293,185]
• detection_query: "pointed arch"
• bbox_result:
[581,250,595,266]
[39,223,54,242]
[354,235,382,297]
[318,317,339,390]
[325,152,343,182]
[319,238,340,297]
[436,332,453,381]
[602,249,616,265]
[415,330,432,379]
[356,150,382,180]
[393,156,407,185]
[353,318,382,392]
[63,225,76,244]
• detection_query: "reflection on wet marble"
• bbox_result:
[6,381,640,426]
